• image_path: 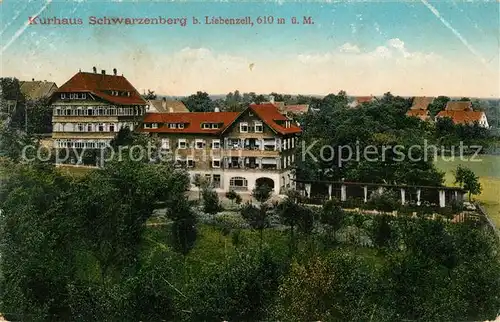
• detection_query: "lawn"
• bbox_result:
[435,155,500,227]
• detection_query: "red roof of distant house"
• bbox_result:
[411,97,434,110]
[354,96,375,104]
[55,72,146,105]
[445,101,472,111]
[139,112,240,134]
[249,103,302,134]
[283,104,310,114]
[406,109,429,117]
[436,110,484,124]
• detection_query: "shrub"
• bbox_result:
[202,186,222,215]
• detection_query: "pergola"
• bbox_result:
[294,180,467,208]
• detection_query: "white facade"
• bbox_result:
[188,168,295,196]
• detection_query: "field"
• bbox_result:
[435,154,500,227]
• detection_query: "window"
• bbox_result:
[178,139,187,149]
[239,122,248,133]
[291,154,295,163]
[161,138,169,150]
[87,107,93,116]
[211,123,219,129]
[69,93,78,99]
[80,93,86,99]
[283,139,287,150]
[254,121,263,133]
[202,123,211,129]
[168,123,177,129]
[77,123,84,132]
[178,123,185,129]
[187,157,195,168]
[61,93,66,99]
[230,177,248,189]
[109,124,115,132]
[212,158,221,168]
[144,123,151,129]
[212,174,221,188]
[98,123,104,132]
[292,137,295,148]
[195,139,205,149]
[152,123,158,129]
[212,139,220,149]
[87,124,93,132]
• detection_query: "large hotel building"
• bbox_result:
[51,68,302,194]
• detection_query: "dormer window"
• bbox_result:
[69,93,78,99]
[151,123,158,129]
[143,123,151,129]
[240,122,248,133]
[61,93,66,99]
[127,92,131,97]
[211,123,219,129]
[168,123,177,129]
[202,123,211,129]
[178,123,185,129]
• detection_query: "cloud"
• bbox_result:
[339,43,361,54]
[1,42,498,98]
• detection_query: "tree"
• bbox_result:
[252,184,272,204]
[241,202,269,250]
[226,190,242,206]
[182,91,215,112]
[370,214,393,249]
[202,185,221,215]
[320,200,345,243]
[142,89,157,100]
[193,174,207,200]
[454,165,482,201]
[429,96,450,117]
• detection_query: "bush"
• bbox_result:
[202,186,222,215]
[366,189,399,213]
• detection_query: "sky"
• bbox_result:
[1,0,499,98]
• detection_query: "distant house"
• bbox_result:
[348,96,376,108]
[264,96,311,116]
[436,101,489,128]
[19,79,58,101]
[147,97,189,113]
[406,96,434,121]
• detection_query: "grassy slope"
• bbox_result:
[435,155,500,227]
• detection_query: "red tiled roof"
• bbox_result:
[406,109,429,117]
[411,96,434,110]
[249,103,302,134]
[139,112,240,134]
[55,72,146,105]
[436,110,484,124]
[445,101,472,111]
[284,104,310,114]
[355,96,375,103]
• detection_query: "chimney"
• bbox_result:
[113,68,117,76]
[161,97,167,111]
[101,70,106,75]
[93,66,97,73]
[269,95,275,104]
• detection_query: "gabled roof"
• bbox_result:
[445,101,472,111]
[148,99,189,113]
[411,96,434,110]
[55,72,146,105]
[140,103,302,135]
[282,104,310,115]
[139,112,240,134]
[20,80,58,100]
[354,96,376,104]
[436,110,485,124]
[249,103,302,135]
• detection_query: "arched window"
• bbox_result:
[229,177,248,190]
